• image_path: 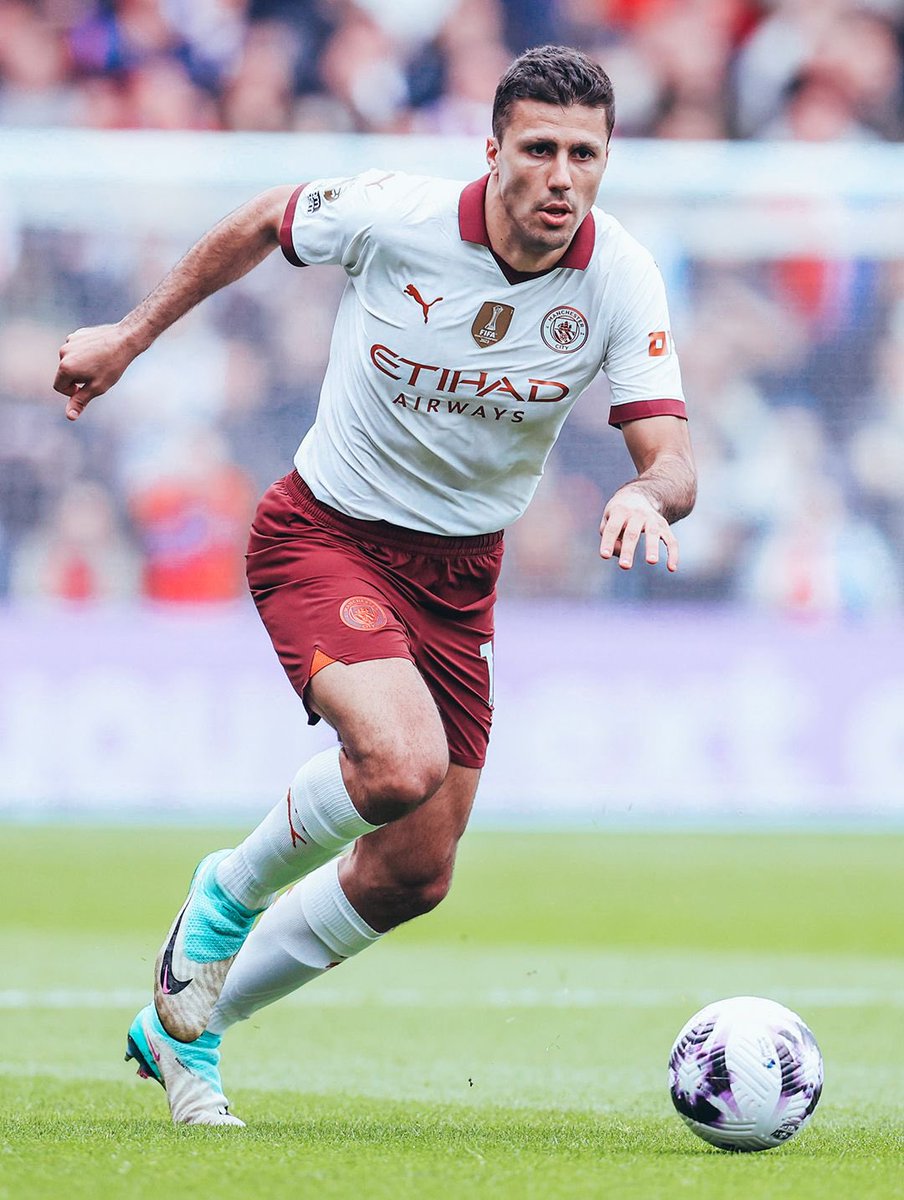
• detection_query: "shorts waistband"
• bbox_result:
[283,471,504,556]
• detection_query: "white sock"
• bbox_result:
[216,747,381,909]
[207,858,381,1034]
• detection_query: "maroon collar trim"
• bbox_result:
[458,175,595,281]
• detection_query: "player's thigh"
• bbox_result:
[341,763,479,893]
[308,657,450,786]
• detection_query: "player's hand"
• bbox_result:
[599,485,679,571]
[54,323,137,421]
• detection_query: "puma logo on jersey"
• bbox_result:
[404,284,444,324]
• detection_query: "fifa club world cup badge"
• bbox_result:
[541,306,589,353]
[472,301,515,348]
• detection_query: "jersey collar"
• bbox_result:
[458,175,595,284]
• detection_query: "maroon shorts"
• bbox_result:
[246,471,504,769]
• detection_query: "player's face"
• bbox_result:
[486,99,610,269]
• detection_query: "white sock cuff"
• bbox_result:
[297,859,381,960]
[291,747,380,852]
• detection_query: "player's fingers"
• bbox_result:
[64,385,94,421]
[599,511,625,560]
[618,518,643,570]
[644,526,661,566]
[52,364,77,395]
[663,526,679,572]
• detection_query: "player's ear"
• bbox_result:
[486,136,499,175]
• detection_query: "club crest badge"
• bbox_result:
[471,301,515,348]
[340,596,389,631]
[541,306,589,353]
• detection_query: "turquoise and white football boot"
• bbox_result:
[125,1003,244,1126]
[153,849,264,1043]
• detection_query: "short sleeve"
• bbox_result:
[603,252,687,427]
[279,170,396,272]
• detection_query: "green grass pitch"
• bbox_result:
[1,826,902,1198]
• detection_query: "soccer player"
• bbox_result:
[54,45,696,1125]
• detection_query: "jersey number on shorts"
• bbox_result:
[479,640,495,708]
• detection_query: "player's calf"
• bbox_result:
[154,746,385,1041]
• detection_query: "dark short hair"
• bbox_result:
[492,45,615,141]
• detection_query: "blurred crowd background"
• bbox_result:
[2,0,903,139]
[1,0,903,616]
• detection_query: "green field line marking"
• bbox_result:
[3,984,904,1009]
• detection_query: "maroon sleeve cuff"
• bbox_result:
[608,398,687,428]
[279,184,307,267]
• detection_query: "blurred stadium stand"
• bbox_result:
[1,0,903,819]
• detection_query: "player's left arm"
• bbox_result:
[599,415,697,571]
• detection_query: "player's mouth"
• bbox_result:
[537,203,573,228]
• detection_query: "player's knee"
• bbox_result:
[409,867,453,915]
[354,743,449,824]
[388,751,449,813]
[374,861,454,926]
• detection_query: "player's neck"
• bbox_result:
[484,183,570,274]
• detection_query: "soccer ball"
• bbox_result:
[668,996,823,1151]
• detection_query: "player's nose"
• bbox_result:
[547,151,573,191]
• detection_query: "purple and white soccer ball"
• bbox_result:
[668,996,824,1151]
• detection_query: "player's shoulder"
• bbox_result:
[333,169,463,217]
[335,172,466,256]
[589,205,661,280]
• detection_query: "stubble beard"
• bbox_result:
[527,225,574,258]
[494,179,578,264]
[517,209,576,257]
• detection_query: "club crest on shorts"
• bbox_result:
[541,306,589,353]
[471,301,515,348]
[340,596,389,631]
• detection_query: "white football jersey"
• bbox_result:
[280,170,685,536]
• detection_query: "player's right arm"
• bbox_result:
[54,184,296,421]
